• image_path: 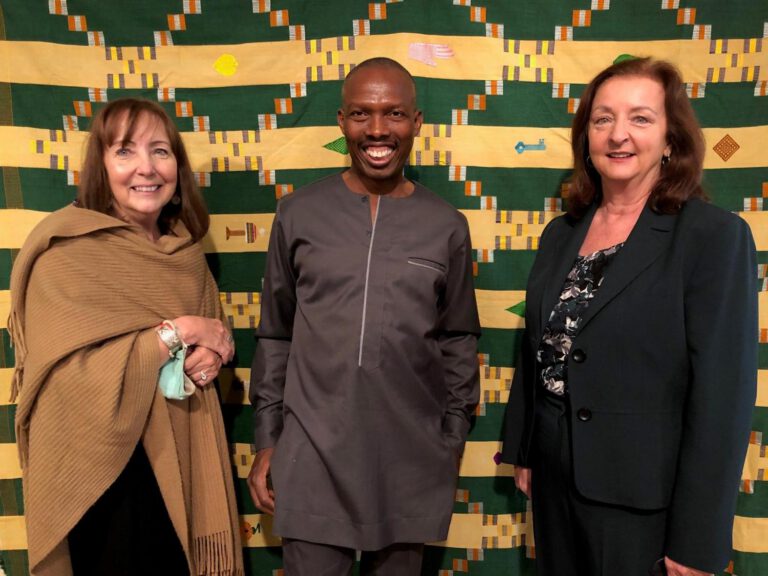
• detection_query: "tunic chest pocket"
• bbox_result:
[407,257,447,275]
[404,257,448,302]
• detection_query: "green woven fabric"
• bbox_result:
[0,2,766,575]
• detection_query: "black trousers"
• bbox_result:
[530,392,667,576]
[68,443,189,576]
[282,538,424,576]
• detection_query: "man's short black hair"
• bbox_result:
[341,57,417,103]
[344,57,415,85]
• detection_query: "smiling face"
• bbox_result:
[337,65,423,193]
[588,75,672,198]
[104,112,178,237]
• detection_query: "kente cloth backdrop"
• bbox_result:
[0,1,766,575]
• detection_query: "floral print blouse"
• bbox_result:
[537,243,623,396]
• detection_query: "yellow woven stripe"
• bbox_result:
[239,511,534,549]
[4,481,766,552]
[0,126,87,170]
[0,443,21,480]
[200,214,275,254]
[733,516,768,553]
[1,37,765,87]
[742,441,768,484]
[464,210,556,252]
[0,368,12,406]
[428,512,532,549]
[0,209,48,249]
[0,209,558,253]
[480,366,514,405]
[459,441,515,478]
[2,125,767,173]
[758,370,768,408]
[240,513,282,548]
[476,289,526,330]
[0,516,27,550]
[0,291,7,327]
[184,126,348,171]
[702,126,768,169]
[741,212,768,253]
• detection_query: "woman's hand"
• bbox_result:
[184,346,224,387]
[172,316,234,363]
[664,557,712,576]
[515,466,532,498]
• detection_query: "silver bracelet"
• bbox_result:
[157,320,184,357]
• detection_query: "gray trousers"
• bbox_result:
[282,539,424,576]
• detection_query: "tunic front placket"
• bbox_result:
[358,195,381,368]
[356,195,395,372]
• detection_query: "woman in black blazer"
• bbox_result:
[501,57,757,576]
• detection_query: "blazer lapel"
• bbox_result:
[576,205,677,333]
[535,205,596,341]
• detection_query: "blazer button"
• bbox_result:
[576,408,592,422]
[572,349,586,363]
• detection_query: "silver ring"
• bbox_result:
[226,334,233,343]
[200,371,208,382]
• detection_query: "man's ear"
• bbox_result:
[414,109,423,136]
[337,109,345,133]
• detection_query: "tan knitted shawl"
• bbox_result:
[9,205,243,576]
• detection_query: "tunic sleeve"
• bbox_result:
[250,206,296,450]
[665,214,758,572]
[438,218,481,453]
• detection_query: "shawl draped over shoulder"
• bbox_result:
[8,205,243,576]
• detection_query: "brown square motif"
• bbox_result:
[713,134,740,162]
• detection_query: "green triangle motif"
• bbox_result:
[613,53,638,64]
[507,301,526,317]
[323,136,348,155]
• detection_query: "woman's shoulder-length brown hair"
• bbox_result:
[76,98,210,241]
[568,57,707,218]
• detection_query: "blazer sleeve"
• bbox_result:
[665,214,758,572]
[500,216,560,467]
[249,204,296,451]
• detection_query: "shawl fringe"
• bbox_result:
[194,531,244,576]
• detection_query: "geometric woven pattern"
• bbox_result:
[0,1,767,575]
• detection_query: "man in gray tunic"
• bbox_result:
[248,57,480,575]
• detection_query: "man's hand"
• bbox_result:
[664,557,712,576]
[514,466,532,498]
[248,447,276,514]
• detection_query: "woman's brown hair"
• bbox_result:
[568,57,707,218]
[76,98,210,241]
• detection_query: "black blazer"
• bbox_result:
[501,198,758,572]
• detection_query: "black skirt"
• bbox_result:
[68,442,189,576]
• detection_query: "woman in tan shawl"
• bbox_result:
[9,99,244,575]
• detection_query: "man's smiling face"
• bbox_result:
[337,65,422,191]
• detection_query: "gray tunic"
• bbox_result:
[250,173,480,550]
